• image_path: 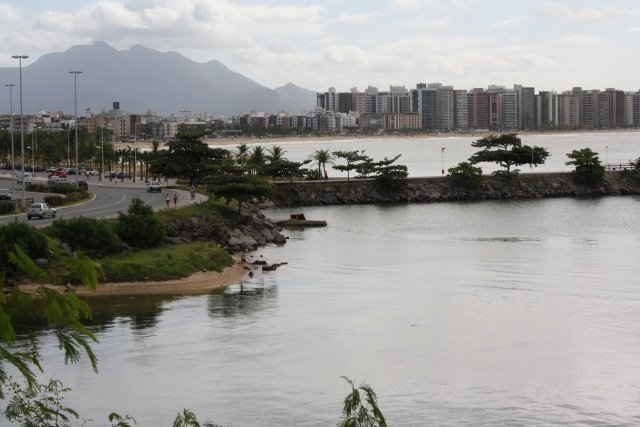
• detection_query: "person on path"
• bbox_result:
[173,193,178,207]
[165,193,170,208]
[190,185,196,200]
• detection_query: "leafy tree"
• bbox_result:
[447,161,484,190]
[235,144,250,172]
[262,159,311,183]
[108,412,137,427]
[48,217,124,258]
[4,378,80,427]
[173,409,220,427]
[309,149,335,179]
[115,198,166,249]
[0,222,49,276]
[332,150,369,182]
[206,175,275,214]
[338,376,387,427]
[150,132,229,186]
[353,153,377,179]
[565,148,605,186]
[372,155,408,190]
[0,245,98,399]
[469,133,549,174]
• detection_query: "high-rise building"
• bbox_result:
[624,92,635,127]
[410,84,438,130]
[515,86,535,130]
[538,91,558,129]
[558,92,579,128]
[376,86,410,114]
[317,87,339,112]
[501,89,519,131]
[605,88,625,128]
[598,92,611,128]
[338,92,354,113]
[352,86,377,115]
[454,90,468,130]
[467,89,489,130]
[437,86,455,131]
[634,92,640,128]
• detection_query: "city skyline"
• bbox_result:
[0,0,638,92]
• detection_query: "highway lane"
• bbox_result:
[0,177,189,227]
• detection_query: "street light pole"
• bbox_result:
[100,126,104,181]
[441,147,445,175]
[12,55,28,209]
[5,83,15,188]
[69,70,82,187]
[605,145,609,170]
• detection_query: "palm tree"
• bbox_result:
[266,145,287,163]
[248,145,266,175]
[338,377,387,427]
[309,148,335,179]
[236,143,249,171]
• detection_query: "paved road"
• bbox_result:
[0,175,205,227]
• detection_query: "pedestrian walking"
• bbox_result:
[173,193,178,207]
[190,185,196,200]
[165,193,170,208]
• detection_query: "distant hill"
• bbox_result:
[0,42,317,115]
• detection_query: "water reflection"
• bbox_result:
[208,276,279,319]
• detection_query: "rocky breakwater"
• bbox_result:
[165,209,287,253]
[273,171,640,207]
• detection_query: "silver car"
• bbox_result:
[27,203,57,220]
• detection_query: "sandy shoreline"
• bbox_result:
[115,128,640,151]
[20,255,254,298]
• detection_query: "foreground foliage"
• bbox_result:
[115,198,166,249]
[48,217,124,258]
[338,376,387,427]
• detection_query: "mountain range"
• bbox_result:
[0,42,317,116]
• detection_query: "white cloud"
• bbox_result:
[629,26,640,32]
[553,34,603,46]
[405,16,450,29]
[391,0,445,10]
[534,2,623,22]
[492,16,526,28]
[334,12,379,24]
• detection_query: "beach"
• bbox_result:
[20,254,254,298]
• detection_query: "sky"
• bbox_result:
[0,0,638,92]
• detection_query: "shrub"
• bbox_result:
[115,198,166,249]
[43,195,66,206]
[0,200,15,214]
[0,222,49,272]
[566,148,605,186]
[447,162,483,190]
[49,217,124,257]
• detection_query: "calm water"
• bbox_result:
[21,195,640,426]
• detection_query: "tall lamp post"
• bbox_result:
[12,55,28,208]
[99,124,110,181]
[441,147,445,175]
[5,83,15,188]
[69,70,82,187]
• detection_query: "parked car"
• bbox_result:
[77,179,88,190]
[48,170,68,178]
[47,176,62,185]
[0,188,12,200]
[116,171,130,179]
[15,172,33,184]
[27,203,56,220]
[84,168,97,176]
[147,180,161,192]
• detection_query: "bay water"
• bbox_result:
[12,133,640,426]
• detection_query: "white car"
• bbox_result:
[15,172,33,184]
[147,180,162,192]
[0,188,12,200]
[27,203,57,220]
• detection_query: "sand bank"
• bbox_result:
[20,255,254,298]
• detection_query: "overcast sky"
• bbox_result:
[1,0,638,92]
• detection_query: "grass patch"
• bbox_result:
[99,241,233,283]
[155,199,236,223]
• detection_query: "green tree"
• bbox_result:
[309,149,335,179]
[115,198,166,249]
[338,376,387,427]
[332,151,368,182]
[469,133,549,174]
[262,159,311,183]
[372,155,408,190]
[565,148,605,186]
[447,161,484,190]
[266,145,287,163]
[4,378,80,427]
[173,409,220,427]
[248,145,267,175]
[151,132,229,186]
[206,175,275,214]
[48,217,124,258]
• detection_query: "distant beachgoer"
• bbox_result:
[165,193,170,208]
[173,193,178,207]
